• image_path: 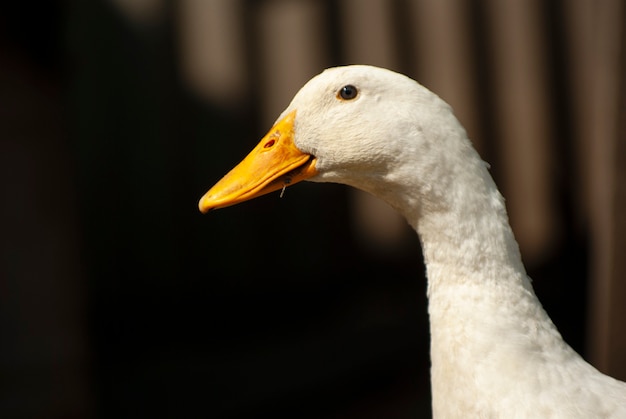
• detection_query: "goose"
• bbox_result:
[198,65,626,418]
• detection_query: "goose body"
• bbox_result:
[199,65,626,417]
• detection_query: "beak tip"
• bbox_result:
[198,196,211,213]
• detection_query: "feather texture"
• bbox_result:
[204,65,626,417]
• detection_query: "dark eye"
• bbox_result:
[338,84,358,100]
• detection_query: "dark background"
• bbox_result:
[1,1,623,418]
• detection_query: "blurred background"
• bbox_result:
[1,0,624,417]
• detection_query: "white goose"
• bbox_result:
[199,65,626,418]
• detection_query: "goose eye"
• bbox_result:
[338,84,358,100]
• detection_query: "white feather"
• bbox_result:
[280,65,626,418]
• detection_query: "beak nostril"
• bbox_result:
[264,139,276,148]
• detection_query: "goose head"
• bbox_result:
[197,65,626,417]
[199,65,481,221]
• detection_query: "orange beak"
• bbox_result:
[198,110,318,212]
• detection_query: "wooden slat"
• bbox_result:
[563,0,596,228]
[256,0,329,126]
[407,0,483,154]
[582,0,626,380]
[178,0,248,107]
[339,0,398,68]
[483,0,560,265]
[110,0,165,25]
